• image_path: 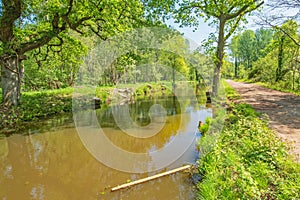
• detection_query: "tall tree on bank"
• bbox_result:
[0,0,143,108]
[144,0,263,95]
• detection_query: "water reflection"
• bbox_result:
[0,96,212,200]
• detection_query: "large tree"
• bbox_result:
[0,0,144,107]
[144,0,264,95]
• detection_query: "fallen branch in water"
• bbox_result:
[111,165,192,192]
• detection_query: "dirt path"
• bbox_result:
[226,80,300,162]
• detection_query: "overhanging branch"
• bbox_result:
[226,1,264,20]
[261,18,300,47]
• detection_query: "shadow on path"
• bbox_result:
[226,80,300,162]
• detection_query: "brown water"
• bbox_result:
[0,97,211,200]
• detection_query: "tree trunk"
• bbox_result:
[212,16,226,96]
[276,36,284,82]
[234,57,238,78]
[172,56,176,94]
[1,54,21,107]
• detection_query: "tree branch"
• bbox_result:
[66,0,74,16]
[82,22,107,40]
[212,0,222,14]
[176,2,217,19]
[49,35,64,53]
[18,13,67,54]
[226,1,264,20]
[0,0,22,42]
[259,18,300,47]
[225,15,243,41]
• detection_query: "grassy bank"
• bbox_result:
[0,88,74,129]
[196,81,300,199]
[0,82,187,129]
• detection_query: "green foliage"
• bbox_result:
[0,0,145,106]
[229,28,274,79]
[19,88,73,121]
[144,0,263,95]
[23,32,88,91]
[237,30,257,69]
[199,117,212,135]
[229,20,300,93]
[95,86,113,101]
[76,29,196,87]
[248,50,277,82]
[134,82,172,97]
[221,60,235,79]
[197,90,300,200]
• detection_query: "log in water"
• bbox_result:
[111,165,192,192]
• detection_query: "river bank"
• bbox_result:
[0,83,170,130]
[196,81,300,199]
[0,81,209,131]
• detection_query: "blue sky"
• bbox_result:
[167,18,214,50]
[167,15,260,51]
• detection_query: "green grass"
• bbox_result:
[196,83,300,200]
[0,88,75,129]
[19,88,74,121]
